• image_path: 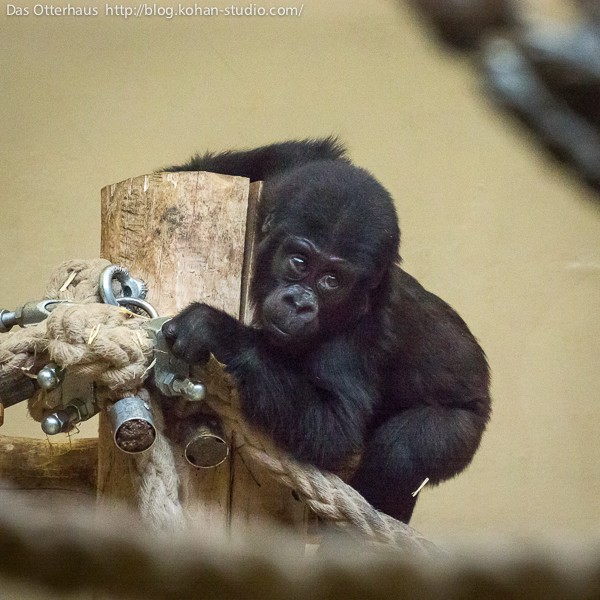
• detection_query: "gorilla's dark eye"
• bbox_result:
[318,274,340,292]
[288,256,307,275]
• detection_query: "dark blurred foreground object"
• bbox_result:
[519,23,600,129]
[483,22,600,189]
[577,0,600,23]
[407,0,515,48]
[408,0,600,190]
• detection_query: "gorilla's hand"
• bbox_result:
[162,302,247,365]
[162,303,216,364]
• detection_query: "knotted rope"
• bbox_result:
[133,389,186,531]
[45,302,153,396]
[0,259,184,530]
[0,259,114,421]
[0,260,431,553]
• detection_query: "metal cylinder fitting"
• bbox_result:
[182,414,229,468]
[108,396,156,454]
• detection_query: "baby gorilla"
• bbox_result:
[162,138,491,523]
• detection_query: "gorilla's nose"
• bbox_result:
[282,285,317,320]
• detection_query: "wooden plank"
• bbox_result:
[98,171,305,540]
[100,171,249,317]
[0,435,97,495]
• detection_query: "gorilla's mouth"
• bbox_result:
[264,320,317,353]
[266,321,292,339]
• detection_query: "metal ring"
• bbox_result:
[116,297,159,319]
[100,265,129,306]
[100,265,148,306]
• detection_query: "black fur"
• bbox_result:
[162,138,491,523]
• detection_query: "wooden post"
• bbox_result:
[98,172,305,538]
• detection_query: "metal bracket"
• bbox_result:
[0,299,72,333]
[41,371,96,435]
[143,317,206,402]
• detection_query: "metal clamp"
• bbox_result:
[41,396,97,435]
[0,299,71,333]
[40,373,96,435]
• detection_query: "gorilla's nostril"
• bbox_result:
[282,293,296,307]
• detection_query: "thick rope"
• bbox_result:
[0,259,113,421]
[1,489,599,600]
[41,302,182,529]
[43,258,114,303]
[31,258,113,419]
[45,303,153,398]
[194,359,437,554]
[0,260,181,530]
[133,389,186,531]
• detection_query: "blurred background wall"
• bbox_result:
[0,0,598,542]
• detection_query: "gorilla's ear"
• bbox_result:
[261,211,275,234]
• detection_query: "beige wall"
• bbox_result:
[1,0,598,542]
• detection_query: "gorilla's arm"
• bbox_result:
[162,137,348,181]
[163,303,376,471]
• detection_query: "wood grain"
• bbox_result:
[0,435,97,495]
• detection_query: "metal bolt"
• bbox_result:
[0,309,17,333]
[41,404,81,435]
[41,414,66,435]
[171,378,206,402]
[40,396,97,435]
[37,363,65,390]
